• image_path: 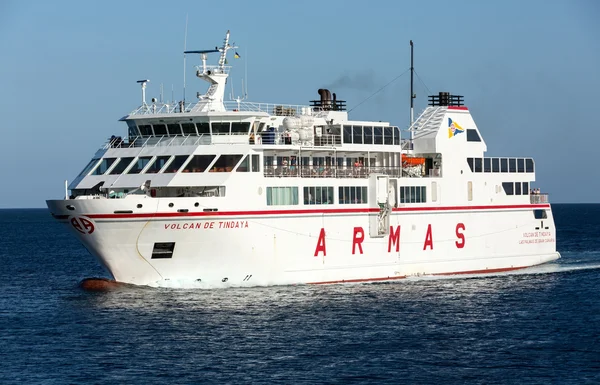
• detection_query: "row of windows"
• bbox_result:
[128,121,251,138]
[304,187,334,205]
[339,186,367,204]
[467,157,534,173]
[400,186,427,203]
[466,129,481,142]
[342,125,401,145]
[502,182,530,196]
[81,154,260,177]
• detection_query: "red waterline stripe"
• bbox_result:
[82,204,550,219]
[447,106,469,110]
[309,265,531,284]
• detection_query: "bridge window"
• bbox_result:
[353,125,363,144]
[181,123,197,135]
[492,158,500,173]
[196,122,210,134]
[182,155,216,173]
[484,158,491,172]
[393,126,400,145]
[526,158,534,173]
[146,156,171,174]
[78,159,100,177]
[153,124,167,136]
[338,186,367,204]
[167,124,182,136]
[364,126,373,144]
[374,127,383,144]
[523,182,529,194]
[163,155,190,173]
[127,156,153,174]
[266,187,299,206]
[517,158,525,173]
[343,125,352,144]
[231,122,250,134]
[384,127,393,145]
[509,158,517,172]
[91,158,117,175]
[466,129,481,142]
[304,186,334,205]
[211,122,230,134]
[109,157,135,175]
[127,121,140,137]
[138,125,153,137]
[467,158,474,172]
[501,158,508,172]
[210,154,244,172]
[400,186,426,203]
[474,158,482,172]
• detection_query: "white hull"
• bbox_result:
[47,197,560,286]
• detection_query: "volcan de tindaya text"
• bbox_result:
[47,31,559,286]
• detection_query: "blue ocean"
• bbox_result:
[1,205,599,384]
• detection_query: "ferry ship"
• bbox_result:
[46,31,560,286]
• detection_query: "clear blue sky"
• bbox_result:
[1,0,598,207]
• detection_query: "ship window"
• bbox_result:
[151,242,175,259]
[515,182,522,195]
[522,182,529,194]
[164,155,190,173]
[399,186,427,203]
[236,155,249,172]
[210,154,244,172]
[182,155,216,173]
[492,158,500,173]
[146,156,171,174]
[304,186,334,205]
[78,159,100,177]
[211,122,230,134]
[467,158,474,172]
[484,158,491,172]
[109,157,135,175]
[343,125,352,144]
[127,121,140,137]
[364,126,373,144]
[336,157,344,167]
[517,158,525,173]
[353,125,363,144]
[138,125,153,137]
[264,156,274,166]
[252,155,260,172]
[502,182,514,195]
[153,124,167,136]
[526,158,534,173]
[374,127,383,144]
[231,122,250,134]
[167,124,182,136]
[501,158,508,172]
[266,187,299,206]
[393,126,400,145]
[181,123,197,135]
[196,122,210,134]
[474,158,482,172]
[127,156,153,174]
[466,129,481,142]
[91,158,117,175]
[509,158,517,172]
[533,209,547,219]
[384,127,393,145]
[339,186,367,204]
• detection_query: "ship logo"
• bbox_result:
[448,118,464,138]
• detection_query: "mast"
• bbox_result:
[410,40,414,130]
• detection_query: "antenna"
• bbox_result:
[160,83,164,103]
[183,14,188,104]
[410,40,415,135]
[137,79,149,107]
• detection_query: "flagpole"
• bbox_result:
[410,40,414,131]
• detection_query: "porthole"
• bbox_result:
[194,202,199,207]
[137,204,143,208]
[168,203,174,208]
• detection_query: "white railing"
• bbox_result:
[263,165,403,178]
[102,134,211,150]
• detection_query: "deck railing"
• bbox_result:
[263,165,403,178]
[530,193,549,204]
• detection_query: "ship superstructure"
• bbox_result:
[47,31,559,286]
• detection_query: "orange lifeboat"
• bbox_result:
[402,154,426,166]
